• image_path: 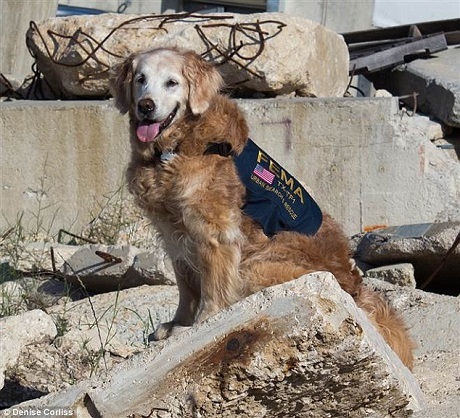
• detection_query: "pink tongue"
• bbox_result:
[136,123,161,143]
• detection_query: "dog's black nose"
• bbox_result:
[137,98,155,115]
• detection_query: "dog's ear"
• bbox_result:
[183,52,223,115]
[109,55,137,114]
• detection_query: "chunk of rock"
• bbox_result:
[26,12,349,98]
[371,48,460,128]
[7,273,426,417]
[363,277,460,418]
[48,284,179,348]
[365,263,416,288]
[354,222,460,294]
[0,309,57,390]
[60,244,175,293]
[131,250,176,286]
[55,326,139,359]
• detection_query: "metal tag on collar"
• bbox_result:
[161,151,176,162]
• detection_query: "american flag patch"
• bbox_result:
[253,164,275,184]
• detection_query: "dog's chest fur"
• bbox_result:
[127,150,246,259]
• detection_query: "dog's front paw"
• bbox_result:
[149,321,191,342]
[195,302,221,323]
[149,321,176,341]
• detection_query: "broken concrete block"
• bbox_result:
[60,244,175,292]
[354,222,460,294]
[55,325,140,359]
[364,277,460,355]
[371,48,460,127]
[0,309,57,390]
[363,277,460,418]
[131,249,176,286]
[365,263,416,288]
[60,244,143,292]
[10,273,426,417]
[26,12,349,98]
[47,284,179,348]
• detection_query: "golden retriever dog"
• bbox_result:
[110,47,415,369]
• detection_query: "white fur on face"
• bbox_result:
[132,50,188,123]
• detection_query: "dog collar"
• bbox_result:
[204,142,235,157]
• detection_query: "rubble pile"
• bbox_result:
[0,9,459,418]
[24,12,349,99]
[1,220,459,415]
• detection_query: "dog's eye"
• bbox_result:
[135,74,146,84]
[166,79,179,88]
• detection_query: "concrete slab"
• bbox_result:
[0,100,130,237]
[3,273,426,417]
[371,48,460,127]
[365,263,416,288]
[355,222,460,294]
[364,277,460,418]
[1,98,459,238]
[60,244,142,292]
[0,0,58,76]
[59,243,177,292]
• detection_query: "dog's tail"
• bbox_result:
[355,287,416,370]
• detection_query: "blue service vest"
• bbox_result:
[234,139,322,236]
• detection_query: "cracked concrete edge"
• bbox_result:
[1,272,426,417]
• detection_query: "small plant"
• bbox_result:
[0,163,159,398]
[1,162,60,273]
[124,307,156,348]
[87,291,121,361]
[84,184,157,248]
[54,314,70,337]
[80,339,106,378]
[0,214,28,272]
[27,161,60,243]
[69,264,122,375]
[0,281,25,317]
[0,272,51,318]
[85,185,130,245]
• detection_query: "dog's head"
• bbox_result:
[110,47,223,144]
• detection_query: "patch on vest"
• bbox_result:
[234,139,322,236]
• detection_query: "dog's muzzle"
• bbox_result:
[136,103,179,143]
